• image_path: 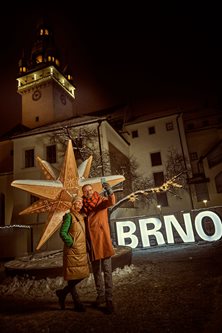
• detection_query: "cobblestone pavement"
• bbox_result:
[0,242,222,333]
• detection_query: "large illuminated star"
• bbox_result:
[11,140,125,250]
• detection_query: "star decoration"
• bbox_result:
[11,140,125,250]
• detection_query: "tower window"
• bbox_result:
[35,116,39,122]
[25,149,34,168]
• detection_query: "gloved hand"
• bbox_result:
[102,182,113,196]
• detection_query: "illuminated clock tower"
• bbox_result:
[17,20,76,129]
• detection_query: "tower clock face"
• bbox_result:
[60,94,66,105]
[32,90,41,101]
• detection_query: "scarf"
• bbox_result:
[82,191,100,215]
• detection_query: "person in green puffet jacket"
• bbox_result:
[55,195,90,312]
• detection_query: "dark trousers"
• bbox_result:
[91,257,113,301]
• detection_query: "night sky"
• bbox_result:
[0,4,221,136]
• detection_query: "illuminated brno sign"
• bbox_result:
[114,209,222,249]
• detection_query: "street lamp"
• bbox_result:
[157,204,162,214]
[203,199,208,207]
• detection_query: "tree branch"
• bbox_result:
[110,172,186,213]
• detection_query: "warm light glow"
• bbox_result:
[36,55,43,63]
[203,200,208,206]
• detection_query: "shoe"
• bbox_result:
[105,300,114,314]
[56,289,65,310]
[95,295,105,307]
[74,302,86,312]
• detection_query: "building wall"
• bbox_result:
[0,172,14,225]
[186,123,222,208]
[9,121,129,252]
[0,140,13,173]
[122,114,192,215]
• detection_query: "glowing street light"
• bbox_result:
[203,199,208,207]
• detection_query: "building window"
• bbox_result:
[150,152,162,166]
[207,142,222,168]
[46,145,56,164]
[190,152,198,161]
[153,172,168,207]
[131,130,138,138]
[30,194,38,204]
[25,149,34,168]
[215,172,222,193]
[36,55,43,63]
[35,116,39,122]
[148,126,155,135]
[166,122,174,131]
[186,123,194,130]
[195,183,209,202]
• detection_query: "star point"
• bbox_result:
[11,140,125,250]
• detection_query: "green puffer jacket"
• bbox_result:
[60,211,90,281]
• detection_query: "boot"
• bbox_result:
[71,289,86,312]
[56,289,66,310]
[105,300,114,314]
[95,295,105,307]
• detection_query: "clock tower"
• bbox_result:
[17,19,76,129]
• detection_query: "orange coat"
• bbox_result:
[86,194,115,261]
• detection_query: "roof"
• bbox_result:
[10,115,107,139]
[0,124,30,142]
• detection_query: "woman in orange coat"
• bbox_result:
[55,196,90,312]
[82,182,115,314]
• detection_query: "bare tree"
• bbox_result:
[47,130,189,210]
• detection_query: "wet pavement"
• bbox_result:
[0,241,222,333]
